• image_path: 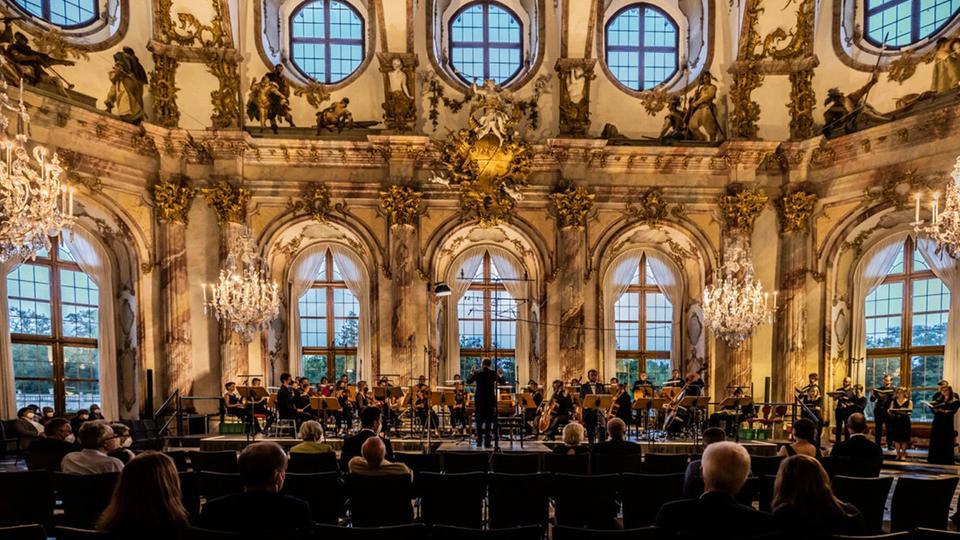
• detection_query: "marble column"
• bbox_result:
[158,220,193,398]
[773,230,809,402]
[218,222,249,385]
[390,225,418,380]
[558,226,586,381]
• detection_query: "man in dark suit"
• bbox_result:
[656,441,775,537]
[277,372,311,425]
[26,417,78,471]
[830,412,883,470]
[341,406,395,471]
[200,441,313,533]
[579,369,606,443]
[467,358,506,448]
[592,418,641,455]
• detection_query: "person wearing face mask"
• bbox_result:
[107,423,136,464]
[61,421,124,474]
[71,409,91,435]
[26,417,79,471]
[88,404,104,421]
[39,406,55,426]
[14,406,44,448]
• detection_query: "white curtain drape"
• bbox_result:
[0,257,21,419]
[488,246,532,385]
[287,245,328,378]
[917,238,960,390]
[444,251,485,381]
[329,245,372,382]
[646,251,684,368]
[62,228,119,421]
[850,231,910,384]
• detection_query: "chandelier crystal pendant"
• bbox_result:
[702,241,773,349]
[203,229,281,342]
[914,156,960,259]
[0,79,73,263]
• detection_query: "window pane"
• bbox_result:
[63,379,100,414]
[865,357,901,418]
[646,359,672,387]
[335,355,357,383]
[12,343,53,380]
[333,317,359,347]
[15,0,98,27]
[606,5,679,90]
[302,354,328,383]
[645,322,672,351]
[291,0,364,83]
[8,264,52,336]
[495,357,515,384]
[615,321,640,351]
[616,358,640,386]
[460,356,481,383]
[299,289,327,347]
[61,269,99,338]
[63,346,98,380]
[15,379,54,412]
[911,277,949,346]
[911,355,944,421]
[450,2,523,85]
[865,282,903,349]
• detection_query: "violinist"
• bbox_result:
[608,378,634,425]
[355,380,373,410]
[709,387,753,437]
[544,379,576,440]
[318,377,333,397]
[664,369,684,388]
[379,377,401,436]
[334,380,354,436]
[633,372,655,399]
[296,377,315,419]
[450,381,469,435]
[414,375,439,435]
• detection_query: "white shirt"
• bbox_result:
[60,449,124,474]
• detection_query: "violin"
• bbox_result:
[608,385,625,419]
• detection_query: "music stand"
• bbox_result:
[238,385,267,441]
[310,397,341,439]
[583,394,613,447]
[438,391,456,434]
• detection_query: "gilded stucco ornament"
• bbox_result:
[290,182,343,223]
[152,175,195,224]
[788,69,816,140]
[149,53,180,128]
[551,183,596,228]
[293,81,332,109]
[555,58,596,136]
[379,184,424,226]
[202,178,250,224]
[776,190,818,233]
[864,166,937,210]
[760,0,814,60]
[718,187,768,231]
[154,0,229,48]
[728,0,764,140]
[625,187,669,225]
[208,59,241,129]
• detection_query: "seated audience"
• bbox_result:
[592,418,642,455]
[683,427,726,498]
[39,406,55,425]
[61,421,125,474]
[200,442,312,533]
[71,409,91,435]
[829,412,882,460]
[290,420,334,454]
[88,404,104,421]
[341,406,394,471]
[108,423,136,464]
[347,436,412,477]
[27,417,78,471]
[778,418,822,458]
[656,441,774,537]
[14,406,43,448]
[772,454,863,537]
[552,422,589,455]
[97,452,190,538]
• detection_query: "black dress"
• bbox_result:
[888,398,912,443]
[927,392,959,464]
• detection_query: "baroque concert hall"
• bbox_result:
[8,0,960,538]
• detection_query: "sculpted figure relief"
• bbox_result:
[822,72,890,136]
[686,71,722,142]
[0,22,75,92]
[105,47,148,124]
[245,64,296,133]
[931,37,960,93]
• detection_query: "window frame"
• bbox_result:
[458,252,517,382]
[10,0,99,29]
[447,0,525,86]
[9,236,99,414]
[288,0,366,84]
[604,2,681,92]
[299,248,359,382]
[614,253,672,383]
[862,0,960,49]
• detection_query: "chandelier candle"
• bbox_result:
[915,156,960,258]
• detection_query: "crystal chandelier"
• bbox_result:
[914,156,960,258]
[203,229,280,342]
[0,79,73,262]
[703,241,773,349]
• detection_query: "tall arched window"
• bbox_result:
[606,3,679,91]
[290,0,365,83]
[11,0,98,28]
[864,0,960,47]
[614,254,672,387]
[298,248,359,383]
[449,0,523,85]
[864,237,948,421]
[458,252,517,383]
[8,238,99,413]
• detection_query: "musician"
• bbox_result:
[246,378,272,430]
[544,380,576,440]
[664,369,684,388]
[450,381,469,435]
[223,382,248,420]
[927,381,960,464]
[888,387,913,461]
[296,377,314,418]
[797,372,823,436]
[467,359,506,447]
[334,381,355,435]
[833,376,856,442]
[709,388,753,437]
[633,372,655,398]
[414,375,439,435]
[277,373,311,426]
[608,378,634,425]
[355,380,372,410]
[580,369,607,443]
[686,372,705,396]
[851,384,867,415]
[381,384,401,437]
[870,375,895,448]
[318,377,333,397]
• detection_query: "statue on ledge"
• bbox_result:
[246,64,295,134]
[104,47,148,124]
[822,72,891,136]
[0,21,75,93]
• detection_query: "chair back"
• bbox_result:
[344,473,413,527]
[187,450,238,473]
[735,476,758,506]
[552,474,620,530]
[52,527,112,539]
[913,528,960,539]
[196,471,243,501]
[392,452,442,496]
[490,452,541,474]
[165,451,189,472]
[54,472,120,529]
[310,523,426,540]
[432,525,544,540]
[419,472,487,528]
[831,455,882,478]
[642,453,689,474]
[282,472,343,525]
[553,525,667,540]
[0,471,54,527]
[442,452,491,473]
[0,524,46,540]
[832,475,895,534]
[890,475,960,532]
[750,455,784,477]
[185,527,299,539]
[591,453,642,475]
[288,452,339,474]
[620,473,685,529]
[544,453,590,475]
[488,473,551,529]
[178,472,201,519]
[757,474,776,513]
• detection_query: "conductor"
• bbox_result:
[467,358,506,448]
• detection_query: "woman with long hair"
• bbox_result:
[772,455,863,536]
[98,451,190,537]
[777,418,822,458]
[888,387,913,461]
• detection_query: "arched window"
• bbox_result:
[864,237,948,421]
[605,3,679,91]
[290,0,364,84]
[614,254,673,387]
[8,238,99,413]
[449,0,523,85]
[457,252,517,383]
[298,248,359,383]
[11,0,97,28]
[864,0,960,47]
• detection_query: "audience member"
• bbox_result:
[61,421,124,474]
[39,406,55,425]
[347,436,412,477]
[683,426,726,498]
[97,452,190,538]
[552,422,589,455]
[656,441,774,537]
[290,420,334,454]
[107,423,136,464]
[26,417,78,471]
[88,404,104,421]
[341,406,394,471]
[829,412,882,460]
[778,418,822,458]
[14,406,43,448]
[71,409,91,435]
[592,418,642,455]
[772,455,863,537]
[200,442,312,533]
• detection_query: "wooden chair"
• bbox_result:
[832,475,894,534]
[890,476,960,532]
